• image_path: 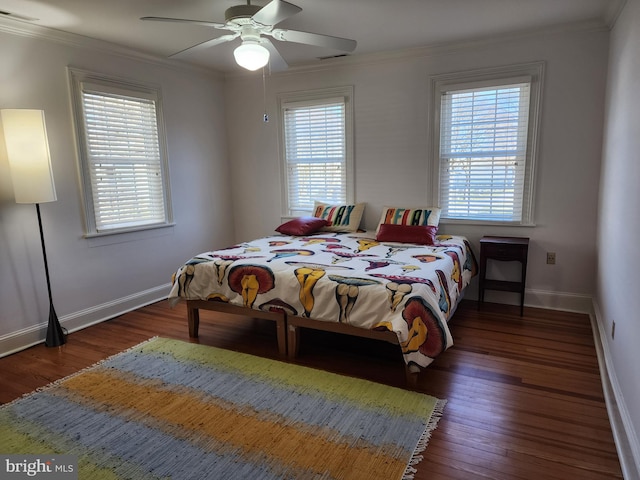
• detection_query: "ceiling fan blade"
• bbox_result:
[271,28,356,52]
[169,33,239,58]
[252,0,302,26]
[140,16,226,29]
[261,38,289,71]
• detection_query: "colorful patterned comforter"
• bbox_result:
[168,231,477,369]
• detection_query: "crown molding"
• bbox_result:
[0,14,612,82]
[605,0,628,28]
[0,16,224,81]
[243,18,611,79]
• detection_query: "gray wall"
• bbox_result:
[0,24,234,351]
[598,0,640,475]
[225,28,609,312]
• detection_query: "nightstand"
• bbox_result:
[478,236,529,316]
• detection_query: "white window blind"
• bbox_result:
[81,90,166,231]
[69,68,172,235]
[283,99,346,213]
[439,81,531,223]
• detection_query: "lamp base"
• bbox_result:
[45,303,66,347]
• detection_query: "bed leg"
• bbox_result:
[405,364,419,388]
[276,316,287,356]
[287,323,300,359]
[188,305,200,338]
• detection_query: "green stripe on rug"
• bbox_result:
[0,337,445,480]
[0,415,144,480]
[141,337,438,418]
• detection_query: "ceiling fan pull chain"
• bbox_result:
[262,67,269,122]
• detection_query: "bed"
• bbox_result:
[168,207,477,384]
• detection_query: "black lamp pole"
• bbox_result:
[37,203,66,347]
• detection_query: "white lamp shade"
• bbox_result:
[1,109,57,204]
[234,41,270,71]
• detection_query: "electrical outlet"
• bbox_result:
[612,320,616,340]
[546,252,556,264]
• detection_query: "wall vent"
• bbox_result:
[0,10,39,22]
[317,54,350,60]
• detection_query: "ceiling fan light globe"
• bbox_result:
[234,41,270,71]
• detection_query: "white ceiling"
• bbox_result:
[0,0,624,73]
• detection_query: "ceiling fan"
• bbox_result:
[141,0,357,71]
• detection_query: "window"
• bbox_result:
[278,87,354,216]
[430,63,544,225]
[69,68,172,235]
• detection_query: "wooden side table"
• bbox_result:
[478,236,529,316]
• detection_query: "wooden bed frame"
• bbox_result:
[186,299,419,386]
[186,300,287,356]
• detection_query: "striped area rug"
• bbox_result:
[0,338,445,479]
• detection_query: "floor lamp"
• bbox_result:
[1,109,66,347]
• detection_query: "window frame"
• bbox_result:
[277,86,354,218]
[68,67,173,237]
[429,62,544,226]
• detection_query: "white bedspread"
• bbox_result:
[169,231,476,369]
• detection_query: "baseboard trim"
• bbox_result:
[480,287,593,314]
[0,284,171,358]
[591,299,640,480]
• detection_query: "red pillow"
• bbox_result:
[275,217,329,236]
[375,224,438,245]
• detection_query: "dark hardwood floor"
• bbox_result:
[0,300,623,479]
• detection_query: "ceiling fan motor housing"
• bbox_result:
[225,4,262,25]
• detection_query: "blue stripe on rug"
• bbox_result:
[8,392,308,480]
[104,351,425,452]
[1,338,445,480]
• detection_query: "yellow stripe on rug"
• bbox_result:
[140,337,436,418]
[1,338,445,480]
[61,369,408,480]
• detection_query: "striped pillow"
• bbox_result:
[313,201,365,232]
[376,206,441,234]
